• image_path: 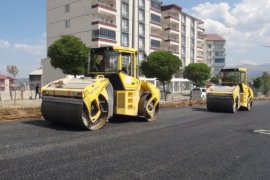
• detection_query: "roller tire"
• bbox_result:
[245,99,252,111]
[139,94,159,122]
[231,97,239,113]
[82,95,108,131]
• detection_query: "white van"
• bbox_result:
[190,87,207,100]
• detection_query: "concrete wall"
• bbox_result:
[41,58,66,86]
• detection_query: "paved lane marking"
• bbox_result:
[254,129,270,135]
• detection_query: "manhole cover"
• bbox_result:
[254,130,270,135]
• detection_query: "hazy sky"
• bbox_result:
[0,0,269,78]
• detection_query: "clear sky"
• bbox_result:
[0,0,269,78]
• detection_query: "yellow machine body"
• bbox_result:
[206,68,254,113]
[41,46,160,130]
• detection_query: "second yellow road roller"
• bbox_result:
[207,68,254,113]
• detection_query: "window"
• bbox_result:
[121,53,132,76]
[182,35,186,46]
[92,28,116,40]
[139,37,145,49]
[181,25,186,34]
[139,0,145,7]
[139,9,145,22]
[90,50,118,72]
[216,44,224,49]
[208,44,212,48]
[191,39,195,47]
[191,49,194,58]
[121,18,128,31]
[215,58,225,64]
[151,0,161,11]
[138,51,145,62]
[181,47,185,55]
[65,4,70,13]
[215,52,224,56]
[181,16,186,23]
[151,39,160,48]
[122,3,129,17]
[151,13,161,23]
[139,23,145,36]
[65,20,70,28]
[121,33,128,47]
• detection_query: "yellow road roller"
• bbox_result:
[206,68,254,113]
[41,46,160,130]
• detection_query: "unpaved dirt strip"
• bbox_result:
[0,97,269,121]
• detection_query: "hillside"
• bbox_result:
[228,63,270,79]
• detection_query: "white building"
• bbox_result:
[203,34,226,76]
[43,0,204,85]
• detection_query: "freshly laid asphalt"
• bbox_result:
[1,102,270,180]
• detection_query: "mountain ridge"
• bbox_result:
[227,63,270,79]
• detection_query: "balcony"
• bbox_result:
[197,46,203,52]
[150,21,162,30]
[91,16,116,28]
[92,28,116,43]
[197,35,204,41]
[197,56,203,60]
[164,41,179,50]
[164,38,179,45]
[150,33,162,39]
[151,6,162,14]
[164,26,179,34]
[214,47,226,52]
[164,15,180,25]
[168,49,179,55]
[197,27,204,33]
[92,0,116,16]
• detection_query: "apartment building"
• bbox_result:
[43,0,204,84]
[203,34,226,76]
[0,74,15,92]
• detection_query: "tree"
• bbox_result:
[253,77,263,90]
[141,51,182,101]
[262,72,270,96]
[210,76,219,84]
[183,63,211,87]
[48,35,90,76]
[7,65,18,104]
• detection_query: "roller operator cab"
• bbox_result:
[206,68,254,113]
[41,46,160,130]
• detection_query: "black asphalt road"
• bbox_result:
[1,102,270,180]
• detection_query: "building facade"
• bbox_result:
[44,0,204,84]
[203,34,226,76]
[0,74,15,92]
[29,68,43,90]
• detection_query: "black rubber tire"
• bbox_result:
[82,95,108,131]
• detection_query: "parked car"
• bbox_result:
[190,87,206,100]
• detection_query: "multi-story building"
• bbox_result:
[0,74,15,92]
[43,0,204,85]
[203,34,226,76]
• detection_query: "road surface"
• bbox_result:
[1,102,270,180]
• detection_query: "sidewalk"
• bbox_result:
[0,99,41,109]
